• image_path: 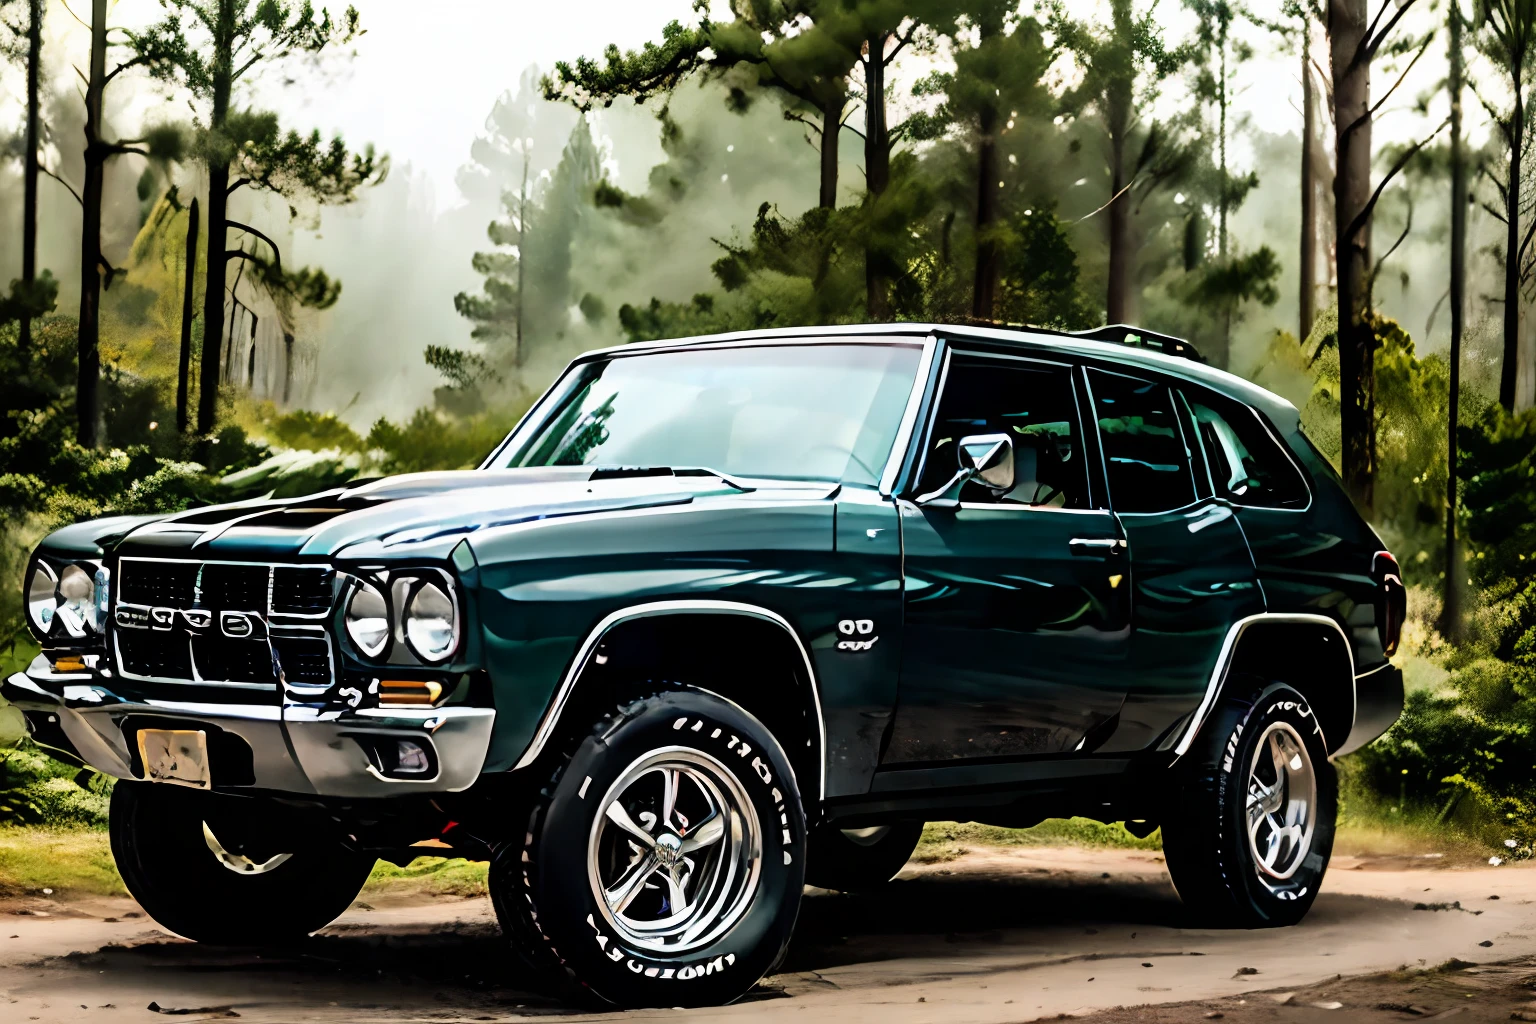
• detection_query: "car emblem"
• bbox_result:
[150,607,175,631]
[220,611,254,638]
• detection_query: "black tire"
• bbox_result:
[493,688,806,1009]
[110,782,376,944]
[1161,679,1337,928]
[805,821,923,892]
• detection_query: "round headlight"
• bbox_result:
[25,560,58,634]
[404,582,456,662]
[56,564,99,636]
[345,579,390,658]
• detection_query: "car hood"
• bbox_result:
[72,468,830,564]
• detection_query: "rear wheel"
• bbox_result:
[493,688,806,1008]
[805,821,923,892]
[110,783,376,944]
[1161,680,1336,927]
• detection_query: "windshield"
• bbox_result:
[496,343,924,486]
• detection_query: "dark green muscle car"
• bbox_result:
[5,323,1405,1007]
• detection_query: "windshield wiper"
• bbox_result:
[587,465,756,492]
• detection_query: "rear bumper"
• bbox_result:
[1335,663,1404,757]
[2,656,495,798]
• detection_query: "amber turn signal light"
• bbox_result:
[51,655,86,673]
[378,679,443,707]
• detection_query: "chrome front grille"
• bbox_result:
[113,558,337,691]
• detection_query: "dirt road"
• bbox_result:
[2,847,1532,1023]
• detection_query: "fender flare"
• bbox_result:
[512,600,826,801]
[1169,612,1356,762]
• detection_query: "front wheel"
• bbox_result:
[494,688,806,1008]
[1161,680,1337,928]
[110,783,376,944]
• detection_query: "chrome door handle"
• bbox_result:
[1069,537,1127,557]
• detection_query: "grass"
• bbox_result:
[0,828,495,902]
[365,855,489,898]
[0,827,123,898]
[914,818,1164,864]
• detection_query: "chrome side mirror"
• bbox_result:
[916,432,1015,505]
[957,433,1015,494]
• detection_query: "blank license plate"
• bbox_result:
[136,729,211,789]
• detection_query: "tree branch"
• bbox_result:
[1369,195,1413,290]
[1357,0,1419,71]
[38,161,83,206]
[227,177,251,196]
[225,220,283,274]
[57,0,90,31]
[232,50,264,82]
[886,23,920,66]
[1344,117,1448,242]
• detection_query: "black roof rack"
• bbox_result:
[1068,324,1205,362]
[948,319,1206,363]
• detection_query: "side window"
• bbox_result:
[917,357,1089,508]
[1184,392,1310,508]
[1087,368,1197,513]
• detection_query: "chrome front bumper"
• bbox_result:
[2,656,495,798]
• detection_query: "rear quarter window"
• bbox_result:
[1182,390,1310,509]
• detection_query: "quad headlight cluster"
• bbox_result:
[342,570,460,664]
[25,558,109,641]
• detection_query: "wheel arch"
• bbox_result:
[513,601,826,803]
[1172,613,1356,759]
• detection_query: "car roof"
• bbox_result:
[586,323,1301,432]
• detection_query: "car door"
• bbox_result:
[884,351,1131,765]
[1081,367,1265,754]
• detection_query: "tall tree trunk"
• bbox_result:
[864,33,891,320]
[75,0,108,448]
[176,198,199,434]
[1443,2,1466,640]
[1330,0,1375,511]
[1217,22,1229,262]
[18,0,41,352]
[818,96,841,209]
[195,0,235,436]
[1300,15,1317,343]
[515,149,528,368]
[282,332,295,403]
[1106,123,1131,323]
[1500,56,1525,412]
[971,99,1000,319]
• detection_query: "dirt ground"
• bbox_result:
[1,846,1533,1024]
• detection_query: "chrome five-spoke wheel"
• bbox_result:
[1245,721,1317,884]
[588,747,762,954]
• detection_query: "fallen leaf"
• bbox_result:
[1310,1001,1344,1010]
[1234,967,1259,977]
[1203,1014,1224,1020]
[1480,941,1495,947]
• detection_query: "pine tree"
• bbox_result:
[1050,0,1191,324]
[132,0,385,437]
[453,119,603,376]
[1472,0,1536,411]
[0,0,54,351]
[1326,0,1443,509]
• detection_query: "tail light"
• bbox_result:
[1372,551,1406,656]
